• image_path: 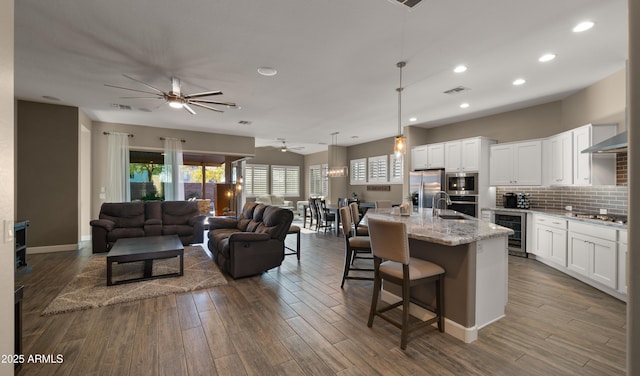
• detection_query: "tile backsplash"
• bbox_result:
[496,186,628,216]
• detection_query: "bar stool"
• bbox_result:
[339,206,374,288]
[349,202,368,236]
[285,225,301,260]
[366,217,445,350]
[375,200,392,209]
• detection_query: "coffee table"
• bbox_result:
[106,235,184,286]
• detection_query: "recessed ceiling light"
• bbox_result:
[539,53,556,62]
[573,21,595,33]
[512,78,526,86]
[453,65,467,73]
[460,103,470,109]
[409,117,417,122]
[42,95,61,101]
[257,67,278,76]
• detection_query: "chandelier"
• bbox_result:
[394,61,407,157]
[327,132,348,178]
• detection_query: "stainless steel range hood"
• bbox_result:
[581,131,628,153]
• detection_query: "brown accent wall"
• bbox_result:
[17,100,79,248]
[617,153,628,186]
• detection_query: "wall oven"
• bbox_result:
[445,172,478,195]
[448,195,477,217]
[493,211,527,257]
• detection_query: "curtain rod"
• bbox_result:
[103,131,134,137]
[160,137,186,143]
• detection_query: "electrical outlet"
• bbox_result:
[565,206,572,211]
[600,208,608,215]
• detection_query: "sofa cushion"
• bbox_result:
[271,195,285,206]
[100,202,145,228]
[144,201,162,222]
[162,201,199,225]
[163,224,195,237]
[107,227,145,242]
[255,195,272,205]
[255,206,294,240]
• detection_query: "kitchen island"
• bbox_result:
[364,208,513,343]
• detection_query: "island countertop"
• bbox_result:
[364,208,514,246]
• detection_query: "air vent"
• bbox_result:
[238,120,252,125]
[111,103,132,110]
[389,0,423,8]
[443,86,470,95]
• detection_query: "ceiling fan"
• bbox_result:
[105,74,236,114]
[277,139,304,152]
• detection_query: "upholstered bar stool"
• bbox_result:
[285,225,301,260]
[349,202,368,236]
[339,207,374,288]
[366,217,445,350]
[375,200,392,209]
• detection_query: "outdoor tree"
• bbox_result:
[130,163,164,182]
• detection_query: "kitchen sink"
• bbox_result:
[438,214,466,220]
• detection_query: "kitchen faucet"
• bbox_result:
[432,191,452,217]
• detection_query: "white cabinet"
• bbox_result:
[490,140,542,186]
[547,131,573,185]
[573,124,617,186]
[531,215,567,267]
[618,230,627,294]
[412,143,444,170]
[445,138,481,172]
[567,222,617,289]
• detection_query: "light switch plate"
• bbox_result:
[4,220,14,243]
[99,193,106,199]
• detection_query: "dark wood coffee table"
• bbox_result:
[106,235,184,286]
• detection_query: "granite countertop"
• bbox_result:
[364,208,514,246]
[481,207,627,230]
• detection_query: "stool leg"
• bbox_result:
[437,275,445,332]
[340,248,353,288]
[296,231,300,260]
[400,270,410,350]
[367,258,381,327]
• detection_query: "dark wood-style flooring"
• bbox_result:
[15,222,627,375]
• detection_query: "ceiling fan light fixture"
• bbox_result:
[169,99,184,109]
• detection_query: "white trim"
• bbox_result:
[380,290,478,343]
[28,244,79,254]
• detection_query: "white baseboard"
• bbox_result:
[27,243,79,254]
[381,290,478,343]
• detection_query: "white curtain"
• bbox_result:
[163,138,185,201]
[106,133,131,202]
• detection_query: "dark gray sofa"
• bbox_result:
[90,201,205,253]
[207,202,294,278]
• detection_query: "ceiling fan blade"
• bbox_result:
[122,74,165,94]
[119,96,163,99]
[189,102,224,113]
[183,103,196,115]
[184,90,223,99]
[104,84,161,96]
[188,99,237,107]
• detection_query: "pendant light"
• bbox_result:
[327,132,348,178]
[394,61,407,157]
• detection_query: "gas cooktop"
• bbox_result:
[569,213,627,224]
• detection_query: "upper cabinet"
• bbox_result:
[490,140,542,186]
[411,143,444,170]
[542,124,617,186]
[445,138,482,172]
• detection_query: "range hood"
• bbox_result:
[581,131,628,153]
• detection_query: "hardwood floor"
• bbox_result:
[15,223,627,375]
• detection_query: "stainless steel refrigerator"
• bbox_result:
[409,169,446,210]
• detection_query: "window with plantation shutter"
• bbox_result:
[350,158,367,185]
[309,164,328,197]
[389,154,403,184]
[368,155,388,183]
[271,165,300,196]
[245,164,269,196]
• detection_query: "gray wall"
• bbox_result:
[0,0,14,365]
[17,101,79,248]
[91,121,255,218]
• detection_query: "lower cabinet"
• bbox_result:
[531,215,567,267]
[567,222,617,290]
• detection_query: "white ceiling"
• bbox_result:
[14,0,627,155]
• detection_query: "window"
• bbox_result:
[271,165,300,196]
[309,164,328,197]
[245,164,269,196]
[389,154,403,184]
[368,155,388,183]
[350,158,367,185]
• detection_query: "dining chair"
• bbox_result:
[308,198,320,231]
[366,217,445,350]
[349,202,368,236]
[318,199,336,233]
[339,207,374,288]
[375,200,392,209]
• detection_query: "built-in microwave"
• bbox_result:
[445,172,478,195]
